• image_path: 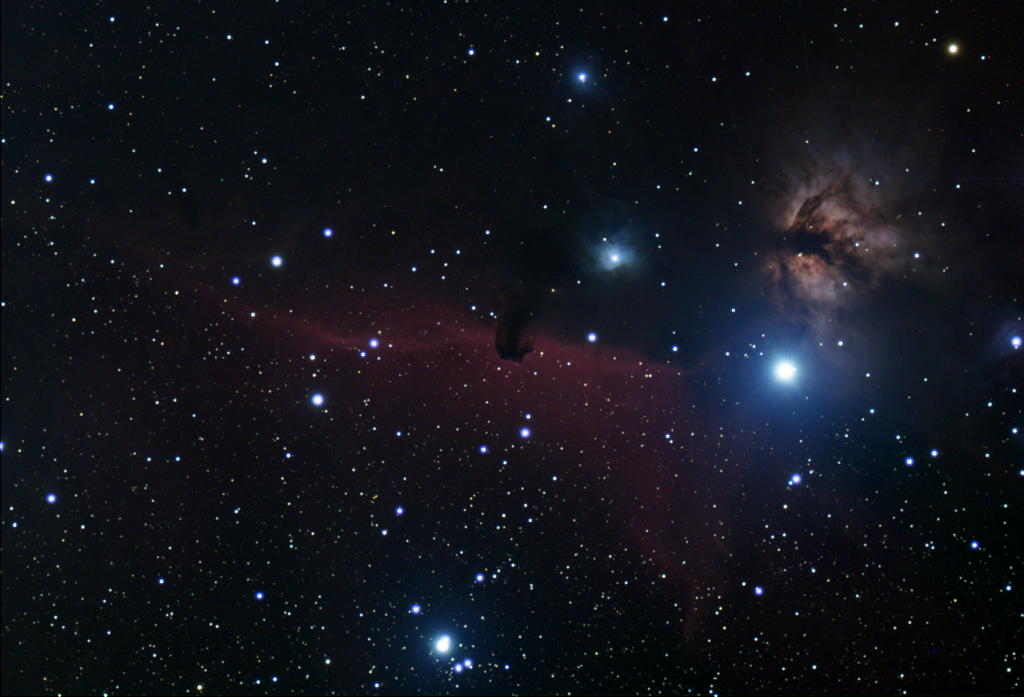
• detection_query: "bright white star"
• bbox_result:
[775,361,797,382]
[436,636,451,653]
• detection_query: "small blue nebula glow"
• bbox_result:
[588,333,598,343]
[411,604,421,615]
[232,277,241,285]
[312,394,325,407]
[464,659,473,668]
[324,228,333,238]
[45,174,53,183]
[790,474,802,485]
[256,592,265,601]
[520,428,531,439]
[46,494,57,504]
[476,574,485,583]
[454,665,464,674]
[905,457,915,466]
[754,586,764,596]
[971,541,980,550]
[369,338,380,349]
[479,446,489,454]
[271,256,283,267]
[396,507,404,516]
[1013,336,1022,349]
[436,636,451,653]
[931,450,939,458]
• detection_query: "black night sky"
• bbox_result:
[2,1,1022,695]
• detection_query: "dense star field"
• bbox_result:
[2,1,1021,695]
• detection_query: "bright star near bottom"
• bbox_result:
[774,361,797,382]
[436,636,452,653]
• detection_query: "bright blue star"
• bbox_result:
[312,394,324,407]
[411,604,421,615]
[232,277,241,285]
[436,636,451,653]
[578,73,587,82]
[256,592,264,601]
[520,428,531,439]
[1013,336,1022,349]
[588,333,598,343]
[475,574,485,583]
[775,361,797,382]
[479,446,489,454]
[754,586,764,596]
[46,494,56,504]
[271,256,283,267]
[905,457,915,466]
[369,338,379,349]
[324,228,333,238]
